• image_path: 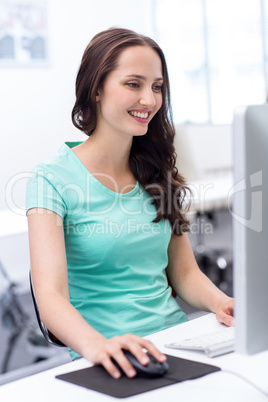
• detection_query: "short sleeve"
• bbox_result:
[26,168,67,219]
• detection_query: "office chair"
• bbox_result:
[29,270,66,347]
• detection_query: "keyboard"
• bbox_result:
[165,326,235,358]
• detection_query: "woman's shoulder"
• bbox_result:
[31,142,81,177]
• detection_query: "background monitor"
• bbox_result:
[232,103,268,354]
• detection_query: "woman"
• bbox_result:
[26,27,233,379]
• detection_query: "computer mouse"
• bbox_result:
[120,351,169,378]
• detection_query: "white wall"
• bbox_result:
[0,0,155,212]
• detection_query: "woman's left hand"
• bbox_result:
[215,298,234,327]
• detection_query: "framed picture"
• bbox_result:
[0,0,48,67]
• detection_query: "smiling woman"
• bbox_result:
[26,27,234,381]
[71,28,189,232]
[95,46,163,138]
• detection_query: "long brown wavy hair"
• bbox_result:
[72,28,190,235]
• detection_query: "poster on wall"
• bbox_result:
[0,0,48,66]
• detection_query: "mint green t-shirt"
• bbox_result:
[26,142,188,359]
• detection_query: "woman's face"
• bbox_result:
[95,45,163,139]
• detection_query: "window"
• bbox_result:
[154,0,268,124]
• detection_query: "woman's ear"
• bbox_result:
[95,90,100,102]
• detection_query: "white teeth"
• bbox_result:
[130,111,149,119]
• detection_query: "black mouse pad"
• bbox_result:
[56,354,221,398]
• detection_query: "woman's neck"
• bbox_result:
[71,131,137,193]
[73,129,134,177]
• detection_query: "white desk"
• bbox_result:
[188,174,233,213]
[0,314,267,402]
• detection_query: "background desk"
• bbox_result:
[0,314,267,402]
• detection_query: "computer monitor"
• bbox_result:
[232,103,268,354]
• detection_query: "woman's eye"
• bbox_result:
[153,85,163,92]
[126,82,139,88]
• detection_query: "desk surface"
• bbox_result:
[0,314,267,402]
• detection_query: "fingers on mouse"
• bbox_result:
[115,351,169,378]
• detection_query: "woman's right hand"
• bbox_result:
[84,333,167,379]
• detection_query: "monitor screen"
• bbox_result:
[232,103,268,354]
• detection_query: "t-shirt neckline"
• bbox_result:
[62,142,141,197]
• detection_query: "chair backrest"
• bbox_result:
[29,270,66,347]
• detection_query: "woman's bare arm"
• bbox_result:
[27,208,166,378]
[166,233,234,326]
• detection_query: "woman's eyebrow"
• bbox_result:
[125,74,163,81]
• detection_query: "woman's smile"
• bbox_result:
[128,109,151,124]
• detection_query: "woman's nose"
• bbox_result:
[139,89,156,107]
